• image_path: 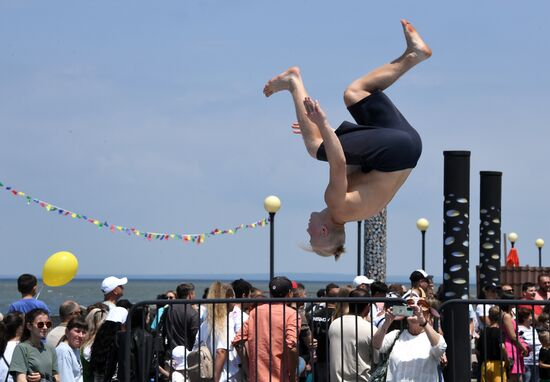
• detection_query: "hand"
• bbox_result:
[291,122,301,135]
[309,338,318,350]
[385,307,397,323]
[439,353,448,368]
[303,97,327,126]
[27,373,41,382]
[411,305,427,325]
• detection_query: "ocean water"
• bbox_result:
[0,279,333,314]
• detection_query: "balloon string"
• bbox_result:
[35,284,44,299]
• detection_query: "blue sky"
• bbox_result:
[1,1,550,281]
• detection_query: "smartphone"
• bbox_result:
[393,305,414,317]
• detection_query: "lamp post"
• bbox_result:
[264,195,281,281]
[536,238,545,267]
[508,232,518,248]
[416,218,429,270]
[357,221,362,276]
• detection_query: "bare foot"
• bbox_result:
[401,19,432,62]
[263,66,301,97]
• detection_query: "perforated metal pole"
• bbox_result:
[479,171,502,290]
[442,151,471,382]
[364,208,387,281]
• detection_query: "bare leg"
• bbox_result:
[263,67,323,158]
[343,19,432,107]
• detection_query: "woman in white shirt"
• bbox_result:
[55,317,88,382]
[193,282,238,382]
[0,312,24,382]
[372,297,447,382]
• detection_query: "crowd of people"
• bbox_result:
[471,275,550,382]
[1,272,550,382]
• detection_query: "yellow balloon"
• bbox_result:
[42,251,78,287]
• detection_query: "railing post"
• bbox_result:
[442,151,471,382]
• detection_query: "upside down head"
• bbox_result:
[307,210,346,260]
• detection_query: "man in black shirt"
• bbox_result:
[164,283,200,351]
[309,284,339,382]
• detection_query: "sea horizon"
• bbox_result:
[0,272,440,284]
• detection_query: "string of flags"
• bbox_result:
[0,180,269,244]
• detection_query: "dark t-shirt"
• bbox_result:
[476,326,505,363]
[540,347,550,379]
[309,307,335,363]
[164,304,199,351]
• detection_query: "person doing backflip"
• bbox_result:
[263,19,431,259]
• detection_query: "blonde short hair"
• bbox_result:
[310,225,346,260]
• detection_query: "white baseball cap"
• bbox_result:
[101,276,128,294]
[105,306,128,324]
[352,275,374,288]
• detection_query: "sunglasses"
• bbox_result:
[502,289,513,293]
[35,321,52,329]
[406,299,430,311]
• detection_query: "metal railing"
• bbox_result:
[118,297,550,382]
[440,298,549,382]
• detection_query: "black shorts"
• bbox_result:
[316,90,422,173]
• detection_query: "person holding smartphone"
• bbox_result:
[9,308,59,382]
[372,297,446,382]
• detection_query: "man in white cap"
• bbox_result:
[101,276,128,310]
[352,275,374,292]
[403,269,432,299]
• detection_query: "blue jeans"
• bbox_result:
[523,364,537,382]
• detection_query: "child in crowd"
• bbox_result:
[538,313,550,331]
[539,331,550,382]
[7,274,50,314]
[476,306,508,382]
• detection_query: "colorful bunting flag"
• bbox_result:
[1,180,269,244]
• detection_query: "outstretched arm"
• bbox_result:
[303,98,347,211]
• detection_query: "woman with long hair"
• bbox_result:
[89,307,127,382]
[501,301,529,382]
[8,308,59,382]
[0,312,24,382]
[193,282,237,382]
[81,307,108,382]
